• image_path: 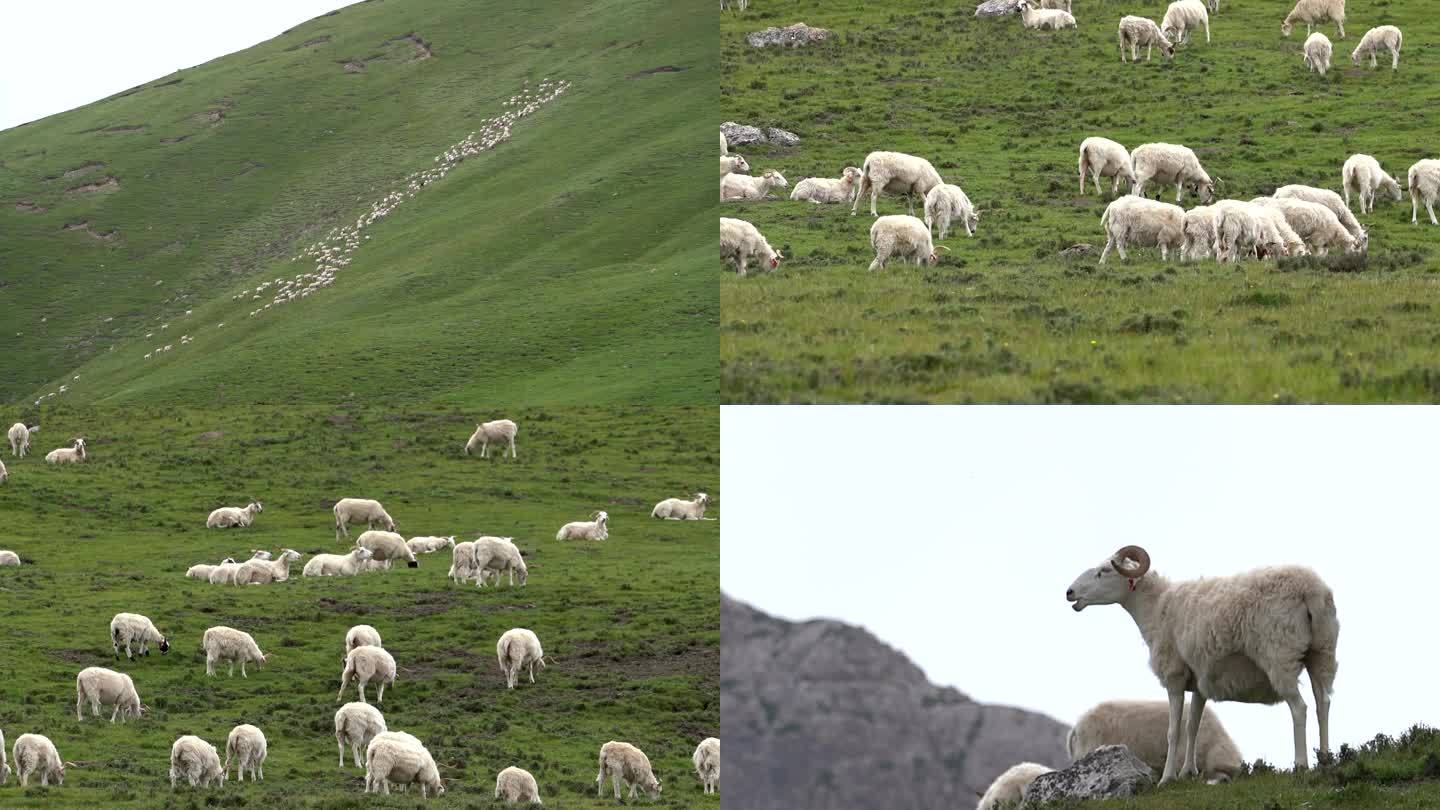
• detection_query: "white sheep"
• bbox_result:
[0,727,7,785]
[1282,0,1345,39]
[186,557,235,579]
[110,612,171,659]
[235,548,302,584]
[1099,196,1185,263]
[1341,155,1401,213]
[720,154,750,176]
[44,437,87,464]
[1352,25,1402,69]
[496,765,543,804]
[465,419,518,458]
[790,167,862,205]
[333,497,397,540]
[339,644,397,703]
[346,624,383,653]
[170,735,225,789]
[224,724,267,782]
[304,546,375,576]
[497,628,546,689]
[596,741,662,800]
[75,666,145,723]
[7,423,37,458]
[471,536,528,587]
[1253,197,1367,255]
[207,550,270,585]
[365,731,444,797]
[12,733,65,787]
[1162,0,1209,44]
[1070,699,1242,784]
[1213,201,1284,262]
[1303,32,1332,75]
[1180,205,1219,261]
[721,169,788,201]
[1131,143,1215,203]
[1246,201,1310,258]
[1080,138,1136,198]
[407,536,456,554]
[557,510,609,541]
[652,492,711,520]
[202,626,270,677]
[923,184,980,240]
[336,701,387,768]
[976,762,1052,810]
[1119,16,1175,62]
[1274,184,1365,237]
[1066,545,1338,781]
[868,214,943,272]
[206,501,263,528]
[1410,160,1440,226]
[693,738,720,795]
[448,540,476,583]
[850,151,944,218]
[720,129,728,155]
[0,550,19,567]
[0,459,6,485]
[1017,0,1076,30]
[720,217,782,276]
[358,530,419,568]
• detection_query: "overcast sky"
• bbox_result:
[0,1,363,132]
[722,405,1440,770]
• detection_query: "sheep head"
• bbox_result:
[1066,545,1151,611]
[159,638,171,654]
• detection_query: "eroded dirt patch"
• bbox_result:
[341,60,366,73]
[629,65,689,78]
[63,161,105,180]
[100,124,147,134]
[567,639,719,681]
[14,201,46,213]
[285,35,332,51]
[160,136,190,145]
[66,176,119,195]
[62,221,119,241]
[386,33,434,60]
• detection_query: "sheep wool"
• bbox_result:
[596,741,661,800]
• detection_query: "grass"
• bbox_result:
[0,402,717,807]
[720,0,1440,403]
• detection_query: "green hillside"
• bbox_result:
[0,0,716,408]
[721,0,1440,403]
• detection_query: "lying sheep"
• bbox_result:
[236,548,302,584]
[851,151,944,218]
[1342,154,1401,213]
[303,546,375,576]
[45,438,86,464]
[186,557,236,579]
[76,666,145,723]
[497,628,546,689]
[1099,196,1185,263]
[720,218,782,276]
[1352,25,1402,69]
[170,735,225,789]
[1282,0,1345,39]
[1162,0,1209,44]
[557,511,609,541]
[346,624,383,653]
[720,154,750,176]
[977,763,1053,810]
[1017,0,1076,30]
[224,724,267,782]
[333,497,397,540]
[0,550,20,567]
[357,530,419,569]
[1303,31,1333,75]
[720,169,788,201]
[1119,16,1175,62]
[652,492,711,520]
[407,536,456,554]
[208,550,271,586]
[471,536,528,587]
[1410,160,1440,226]
[207,501,263,528]
[365,731,444,797]
[339,645,397,703]
[496,766,543,804]
[693,738,720,795]
[868,215,944,272]
[1131,143,1216,203]
[202,626,269,678]
[596,741,662,800]
[336,702,388,768]
[12,733,65,787]
[110,612,170,659]
[465,419,518,458]
[1274,184,1365,237]
[790,167,862,205]
[7,423,37,458]
[922,184,979,240]
[1070,699,1242,784]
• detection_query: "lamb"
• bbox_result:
[338,644,397,703]
[1066,545,1338,780]
[187,557,236,579]
[44,437,86,464]
[976,763,1053,810]
[1252,197,1367,255]
[721,169,788,201]
[336,702,388,768]
[448,540,476,583]
[1181,205,1220,261]
[1070,699,1242,784]
[12,733,65,787]
[496,766,543,804]
[224,724,267,782]
[208,550,271,585]
[471,536,528,587]
[923,184,980,240]
[346,624,383,653]
[407,536,456,554]
[75,666,145,723]
[0,551,18,567]
[1118,16,1175,62]
[1410,160,1440,226]
[1017,0,1076,31]
[557,510,610,540]
[652,492,711,520]
[1130,143,1215,203]
[365,731,444,797]
[868,215,944,272]
[1080,137,1136,197]
[1098,196,1185,263]
[358,530,419,568]
[7,423,37,458]
[720,217,782,276]
[464,419,518,458]
[202,626,270,677]
[333,497,397,540]
[1273,184,1365,237]
[206,501,263,528]
[1342,154,1402,213]
[110,612,171,659]
[169,735,225,789]
[693,738,720,795]
[497,628,546,689]
[720,154,750,176]
[850,151,944,218]
[1282,0,1345,39]
[1303,32,1332,75]
[1352,26,1402,69]
[790,167,862,205]
[1161,0,1209,44]
[596,741,662,800]
[303,546,375,576]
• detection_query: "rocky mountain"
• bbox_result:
[722,594,1071,809]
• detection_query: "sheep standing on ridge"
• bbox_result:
[110,612,170,659]
[202,626,270,678]
[923,184,980,240]
[1131,143,1215,203]
[358,530,419,569]
[45,438,86,464]
[850,151,944,218]
[720,154,750,176]
[790,167,862,205]
[1099,196,1185,263]
[75,666,145,723]
[868,215,944,272]
[206,501,263,528]
[333,498,397,540]
[720,218,782,276]
[1409,160,1440,226]
[336,702,387,768]
[170,735,225,789]
[365,731,444,797]
[1274,185,1365,237]
[1070,699,1242,784]
[7,423,37,458]
[1017,0,1076,30]
[721,169,788,201]
[338,645,397,703]
[1282,0,1345,38]
[224,724,267,782]
[303,546,375,576]
[1162,0,1209,44]
[465,419,518,458]
[497,628,546,689]
[977,763,1052,810]
[495,766,543,804]
[12,733,65,787]
[1352,25,1402,69]
[1342,154,1401,213]
[1119,16,1175,61]
[596,741,661,801]
[1303,32,1333,75]
[652,492,712,520]
[557,511,609,541]
[693,738,720,795]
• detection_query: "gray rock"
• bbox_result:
[1060,243,1095,257]
[975,0,1022,16]
[746,22,833,48]
[1022,745,1155,806]
[765,127,800,147]
[721,121,766,149]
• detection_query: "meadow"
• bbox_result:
[721,0,1440,403]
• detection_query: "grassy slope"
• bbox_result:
[721,0,1440,403]
[0,0,716,408]
[0,403,717,807]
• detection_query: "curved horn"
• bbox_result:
[1110,545,1151,578]
[936,246,952,252]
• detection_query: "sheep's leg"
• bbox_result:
[1283,690,1310,770]
[377,681,386,703]
[354,744,364,768]
[1099,236,1113,264]
[226,661,234,677]
[1204,20,1210,43]
[1413,191,1420,224]
[529,661,536,683]
[339,739,346,768]
[111,703,120,723]
[1429,199,1438,225]
[614,772,624,800]
[1145,43,1151,61]
[1181,693,1206,777]
[1392,46,1399,70]
[359,682,367,703]
[1158,689,1186,783]
[1312,674,1331,758]
[509,437,516,458]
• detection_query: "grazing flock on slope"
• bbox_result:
[0,417,718,801]
[720,0,1437,276]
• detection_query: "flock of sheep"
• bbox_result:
[0,416,720,800]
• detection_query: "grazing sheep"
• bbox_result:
[1351,25,1402,69]
[923,183,980,240]
[1247,201,1310,258]
[1342,154,1402,213]
[186,557,235,579]
[464,419,518,458]
[596,741,662,801]
[224,724,267,782]
[1252,197,1366,256]
[720,217,782,276]
[206,501,263,528]
[1303,32,1333,75]
[1099,196,1185,263]
[720,154,750,176]
[977,763,1053,810]
[1274,185,1365,237]
[110,612,171,659]
[407,536,456,554]
[471,536,528,587]
[850,151,944,218]
[235,548,302,584]
[1282,0,1345,39]
[496,766,543,804]
[693,738,720,795]
[333,497,397,540]
[721,169,788,201]
[1409,160,1440,225]
[1131,143,1216,203]
[448,540,476,583]
[790,167,863,205]
[358,530,419,569]
[336,702,387,768]
[44,437,86,464]
[7,423,37,458]
[346,624,383,653]
[1017,0,1076,30]
[1119,16,1175,62]
[1213,201,1284,262]
[170,735,225,789]
[303,546,375,576]
[12,733,64,787]
[497,628,546,689]
[339,645,397,703]
[1162,0,1209,44]
[75,666,145,723]
[556,511,610,541]
[652,492,711,520]
[868,214,943,272]
[1180,205,1220,261]
[1070,700,1242,784]
[365,731,444,797]
[0,550,19,567]
[1066,545,1339,780]
[202,626,270,678]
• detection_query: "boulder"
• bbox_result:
[765,128,800,147]
[1022,745,1155,806]
[721,121,766,149]
[746,22,833,48]
[975,0,1023,16]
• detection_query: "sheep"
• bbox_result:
[923,183,980,240]
[339,644,397,703]
[720,217,782,276]
[596,741,662,800]
[1252,197,1368,255]
[1161,0,1209,44]
[0,728,6,785]
[44,437,86,464]
[1066,545,1338,781]
[1180,205,1219,261]
[7,423,37,458]
[465,419,518,458]
[0,459,5,484]
[304,546,375,576]
[720,154,750,176]
[75,666,145,723]
[202,626,270,677]
[497,628,546,689]
[1303,32,1333,75]
[790,167,862,205]
[208,550,271,585]
[407,536,456,554]
[347,624,383,653]
[448,540,476,583]
[336,702,387,768]
[110,612,171,659]
[365,731,444,797]
[1274,184,1365,237]
[1351,25,1402,70]
[1282,0,1345,39]
[1342,155,1401,214]
[1080,138,1136,198]
[721,169,788,201]
[1098,196,1185,263]
[1246,201,1310,258]
[358,530,419,568]
[868,214,944,272]
[170,735,225,789]
[850,151,944,218]
[1213,201,1286,262]
[1119,16,1175,62]
[1070,699,1242,784]
[1017,0,1076,30]
[333,497,397,540]
[720,129,727,155]
[0,550,18,567]
[976,762,1052,810]
[224,724,267,782]
[1131,143,1216,203]
[235,548,302,584]
[693,738,720,795]
[12,733,65,787]
[496,766,543,804]
[187,557,235,579]
[206,501,263,528]
[557,510,609,541]
[652,492,712,520]
[1410,160,1440,226]
[471,536,528,587]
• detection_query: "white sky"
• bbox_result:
[0,1,364,132]
[722,405,1440,769]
